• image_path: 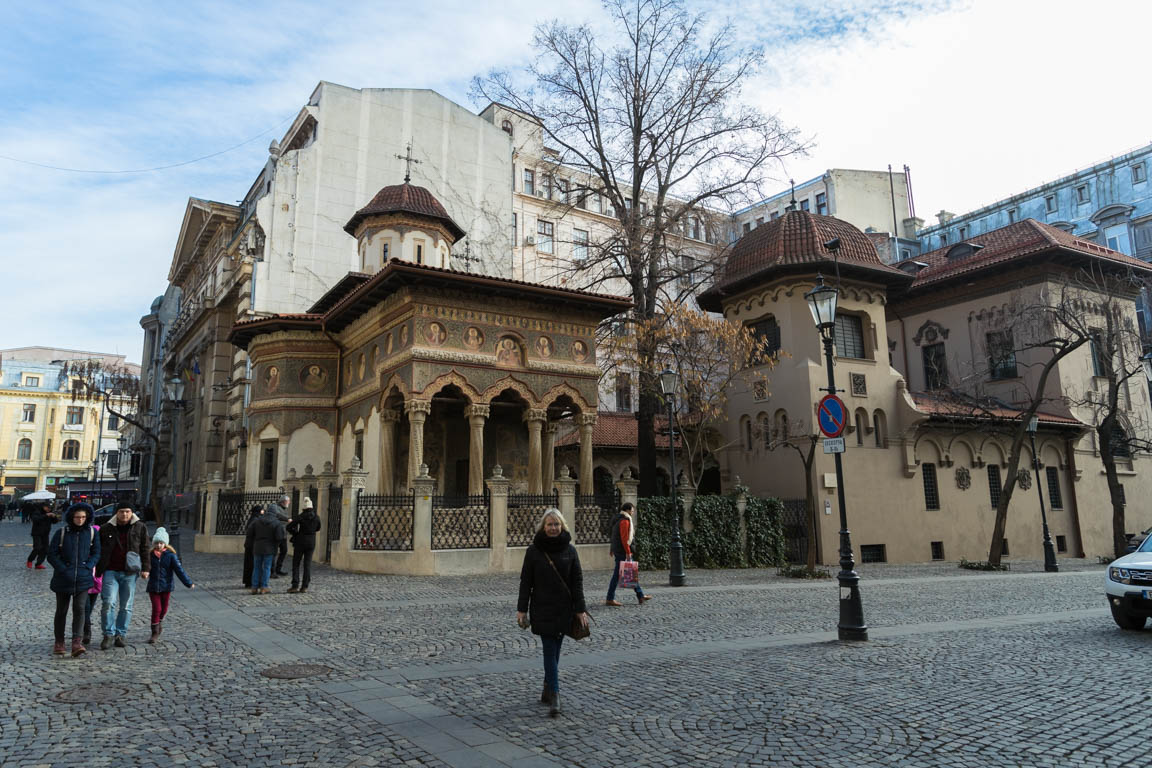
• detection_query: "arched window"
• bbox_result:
[62,439,80,461]
[761,415,771,450]
[773,409,789,442]
[1111,426,1132,458]
[854,409,867,446]
[17,438,32,460]
[743,418,753,451]
[501,120,513,136]
[873,410,887,448]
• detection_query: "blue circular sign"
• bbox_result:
[817,394,847,438]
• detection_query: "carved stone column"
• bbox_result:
[379,409,400,494]
[542,422,558,495]
[577,413,597,496]
[465,404,490,496]
[524,408,547,494]
[405,400,431,491]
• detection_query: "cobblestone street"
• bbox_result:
[1,519,1145,768]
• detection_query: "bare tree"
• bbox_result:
[474,0,806,493]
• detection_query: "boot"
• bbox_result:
[82,628,91,646]
[53,641,66,656]
[549,691,561,717]
[71,638,86,657]
[539,685,553,706]
[148,624,160,644]
[287,586,299,594]
[299,587,308,593]
[100,635,113,651]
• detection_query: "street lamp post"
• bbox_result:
[97,450,107,506]
[805,270,868,642]
[113,436,126,503]
[659,368,686,587]
[1026,416,1059,572]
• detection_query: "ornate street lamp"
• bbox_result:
[1027,416,1059,572]
[1141,351,1152,383]
[805,266,868,642]
[659,368,686,587]
[97,450,108,506]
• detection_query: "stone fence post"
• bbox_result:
[616,468,639,516]
[340,456,368,552]
[411,464,435,565]
[487,465,510,572]
[315,461,338,531]
[555,465,577,542]
[199,472,227,546]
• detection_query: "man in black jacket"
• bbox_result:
[26,502,58,568]
[286,497,321,593]
[245,508,285,594]
[265,494,292,577]
[96,503,150,649]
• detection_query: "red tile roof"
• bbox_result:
[911,392,1084,427]
[554,411,679,449]
[910,218,1152,290]
[343,182,465,241]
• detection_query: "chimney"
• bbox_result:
[935,210,954,226]
[902,216,924,239]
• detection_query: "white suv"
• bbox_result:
[1105,535,1152,630]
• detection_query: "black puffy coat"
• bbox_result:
[30,505,57,536]
[47,519,100,594]
[517,530,587,637]
[287,509,321,549]
[245,514,285,556]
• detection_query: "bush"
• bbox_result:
[746,496,788,568]
[634,496,680,570]
[634,493,789,570]
[958,558,1011,571]
[778,563,832,579]
[683,494,744,568]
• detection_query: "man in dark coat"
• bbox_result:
[245,507,285,594]
[26,501,58,568]
[265,494,292,577]
[96,503,150,650]
[242,505,263,587]
[286,497,321,593]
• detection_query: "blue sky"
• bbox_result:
[2,0,1149,363]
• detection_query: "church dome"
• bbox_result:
[698,210,910,311]
[344,182,466,242]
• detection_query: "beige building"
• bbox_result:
[701,212,1152,564]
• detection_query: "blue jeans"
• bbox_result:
[541,633,564,694]
[606,555,645,602]
[101,570,137,637]
[252,554,274,589]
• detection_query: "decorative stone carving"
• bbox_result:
[350,456,361,471]
[287,467,298,480]
[955,466,970,490]
[850,373,867,397]
[304,464,314,476]
[912,320,950,347]
[323,461,334,474]
[491,464,504,478]
[1017,469,1032,490]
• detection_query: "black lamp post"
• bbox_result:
[97,450,107,506]
[114,435,126,502]
[659,368,686,587]
[805,271,868,642]
[1026,416,1059,572]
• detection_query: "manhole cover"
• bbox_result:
[53,685,129,704]
[260,663,331,679]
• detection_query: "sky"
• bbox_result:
[2,0,1150,365]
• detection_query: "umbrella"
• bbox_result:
[22,490,56,501]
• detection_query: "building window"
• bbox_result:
[615,373,632,412]
[512,213,517,245]
[873,410,887,447]
[1104,224,1131,255]
[958,226,967,239]
[106,450,120,471]
[742,222,751,234]
[900,248,911,261]
[1007,208,1016,224]
[66,406,83,425]
[986,330,1017,379]
[744,418,753,451]
[557,178,568,203]
[922,462,940,510]
[415,243,424,264]
[25,376,39,387]
[22,403,35,422]
[501,119,513,136]
[1090,331,1108,377]
[930,541,945,560]
[799,199,810,212]
[1133,163,1146,184]
[61,439,80,461]
[260,442,278,485]
[748,316,781,357]
[537,220,554,254]
[988,465,1002,508]
[816,192,828,215]
[1045,466,1063,509]
[107,414,119,431]
[541,175,553,199]
[17,438,32,460]
[572,228,589,261]
[523,169,534,196]
[833,314,865,359]
[922,342,948,390]
[130,453,142,476]
[1056,535,1067,553]
[939,232,948,246]
[770,211,779,221]
[755,217,764,228]
[1076,184,1089,204]
[860,544,886,563]
[1045,195,1057,213]
[44,439,51,461]
[1110,427,1131,458]
[854,409,866,446]
[381,242,389,262]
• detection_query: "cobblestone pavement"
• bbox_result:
[1,518,1144,767]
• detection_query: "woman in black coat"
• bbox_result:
[286,498,321,594]
[517,508,588,717]
[46,503,100,657]
[242,505,263,588]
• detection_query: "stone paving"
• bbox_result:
[1,518,1146,767]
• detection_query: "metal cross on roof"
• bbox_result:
[456,241,480,273]
[395,143,422,183]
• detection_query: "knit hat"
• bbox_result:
[302,497,314,510]
[152,527,170,546]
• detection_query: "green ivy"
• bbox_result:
[683,495,744,568]
[635,496,680,570]
[634,494,789,570]
[745,496,788,568]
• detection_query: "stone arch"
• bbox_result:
[914,435,944,464]
[481,376,538,407]
[773,409,789,442]
[853,407,869,445]
[872,409,888,448]
[255,421,280,441]
[540,382,590,412]
[381,373,409,399]
[419,370,482,403]
[593,465,615,497]
[1040,440,1064,468]
[980,437,1008,468]
[739,414,753,451]
[755,411,770,450]
[948,436,977,468]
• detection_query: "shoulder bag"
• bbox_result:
[125,550,142,574]
[542,551,592,640]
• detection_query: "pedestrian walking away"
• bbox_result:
[145,527,194,644]
[517,508,589,717]
[245,506,285,594]
[242,505,262,587]
[605,502,652,607]
[265,494,292,577]
[47,503,100,657]
[96,503,150,650]
[286,497,321,593]
[82,523,103,646]
[26,501,58,568]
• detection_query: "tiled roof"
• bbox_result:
[698,211,911,311]
[910,392,1084,427]
[909,218,1152,290]
[554,412,678,449]
[343,182,465,241]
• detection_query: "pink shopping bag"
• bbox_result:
[619,559,639,589]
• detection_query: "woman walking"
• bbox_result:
[82,522,103,646]
[516,508,589,717]
[286,497,321,594]
[46,503,100,656]
[145,527,194,643]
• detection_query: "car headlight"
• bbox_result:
[1110,567,1132,584]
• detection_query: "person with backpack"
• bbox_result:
[47,503,100,656]
[286,497,321,594]
[145,527,194,644]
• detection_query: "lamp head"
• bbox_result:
[804,273,839,331]
[658,368,678,397]
[1142,351,1152,382]
[1027,416,1038,434]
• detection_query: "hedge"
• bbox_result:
[632,493,788,571]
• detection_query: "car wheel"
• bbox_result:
[1110,605,1147,630]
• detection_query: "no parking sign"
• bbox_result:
[817,394,847,439]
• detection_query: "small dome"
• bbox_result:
[699,210,909,310]
[150,295,164,312]
[343,182,465,242]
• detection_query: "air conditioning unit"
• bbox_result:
[524,236,536,247]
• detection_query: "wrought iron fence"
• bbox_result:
[779,498,810,565]
[574,489,620,544]
[325,484,342,562]
[431,492,490,550]
[506,491,559,547]
[216,490,282,535]
[354,492,415,551]
[160,491,200,529]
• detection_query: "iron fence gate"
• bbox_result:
[779,498,810,565]
[431,490,490,549]
[354,492,415,551]
[575,488,619,544]
[506,490,559,547]
[325,484,342,562]
[216,490,282,535]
